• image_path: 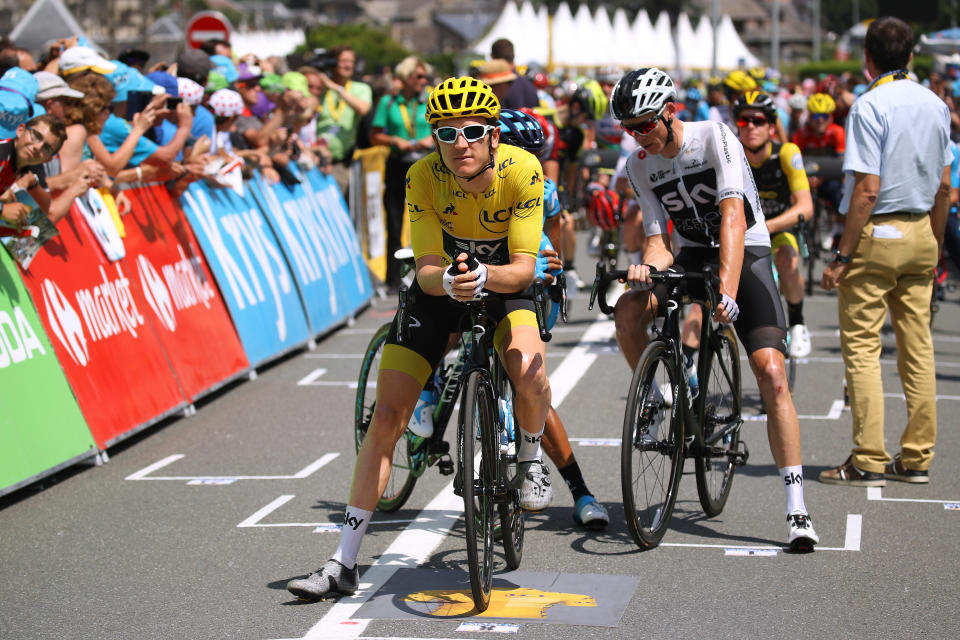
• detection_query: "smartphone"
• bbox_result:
[165,96,181,110]
[125,90,154,120]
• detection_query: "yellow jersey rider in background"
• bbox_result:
[734,90,814,357]
[287,77,554,601]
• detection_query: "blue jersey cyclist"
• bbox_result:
[288,78,557,601]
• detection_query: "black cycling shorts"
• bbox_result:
[653,245,787,355]
[379,281,539,387]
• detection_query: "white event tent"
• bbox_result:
[471,1,759,72]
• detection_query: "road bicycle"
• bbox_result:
[590,263,748,549]
[354,268,555,611]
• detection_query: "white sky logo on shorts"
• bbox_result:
[138,255,177,332]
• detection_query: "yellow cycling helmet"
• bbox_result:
[724,70,758,93]
[426,76,500,125]
[807,92,836,114]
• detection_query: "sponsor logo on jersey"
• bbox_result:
[497,157,516,174]
[407,203,424,213]
[651,169,722,245]
[649,169,670,183]
[442,203,457,215]
[513,197,542,219]
[484,187,496,198]
[718,124,732,163]
[452,189,467,199]
[530,170,541,185]
[479,207,512,232]
[444,233,509,265]
[405,176,411,189]
[791,153,804,171]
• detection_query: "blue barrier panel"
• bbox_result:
[249,166,372,334]
[299,167,373,317]
[179,181,311,366]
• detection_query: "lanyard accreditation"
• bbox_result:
[867,69,910,92]
[323,81,353,121]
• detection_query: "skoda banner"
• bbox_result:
[121,185,250,399]
[0,247,96,496]
[179,181,311,365]
[16,205,187,450]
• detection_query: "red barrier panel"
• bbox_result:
[19,206,187,449]
[118,185,249,398]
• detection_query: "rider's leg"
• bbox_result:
[335,369,422,568]
[613,289,658,370]
[498,323,551,462]
[748,346,807,515]
[540,406,610,528]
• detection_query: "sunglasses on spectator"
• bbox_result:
[811,113,830,121]
[434,124,495,144]
[737,115,769,128]
[412,73,428,80]
[26,127,55,157]
[622,114,661,136]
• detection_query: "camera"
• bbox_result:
[306,48,338,73]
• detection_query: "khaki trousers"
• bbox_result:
[837,212,938,473]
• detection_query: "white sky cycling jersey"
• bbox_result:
[625,120,770,249]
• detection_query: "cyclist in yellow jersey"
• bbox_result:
[287,78,553,602]
[734,91,814,356]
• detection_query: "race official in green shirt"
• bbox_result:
[370,55,434,289]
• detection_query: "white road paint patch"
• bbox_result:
[844,514,862,551]
[570,437,621,446]
[297,368,329,385]
[187,478,237,485]
[724,548,778,557]
[867,486,956,504]
[549,317,616,407]
[743,399,844,421]
[456,621,520,633]
[127,454,338,482]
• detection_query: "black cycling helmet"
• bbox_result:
[733,90,778,122]
[498,108,546,156]
[609,67,676,121]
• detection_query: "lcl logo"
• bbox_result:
[41,280,88,367]
[137,255,176,332]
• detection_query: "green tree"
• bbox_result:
[300,23,411,76]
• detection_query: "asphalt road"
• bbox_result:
[3,234,959,640]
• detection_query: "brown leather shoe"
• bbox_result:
[884,455,929,484]
[819,456,886,486]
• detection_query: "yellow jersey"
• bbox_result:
[406,144,544,267]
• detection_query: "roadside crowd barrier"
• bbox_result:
[0,165,373,497]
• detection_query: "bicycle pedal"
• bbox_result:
[730,440,750,466]
[437,457,455,476]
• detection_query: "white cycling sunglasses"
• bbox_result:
[434,124,495,144]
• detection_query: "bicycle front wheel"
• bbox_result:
[354,322,416,512]
[459,369,497,612]
[493,360,524,571]
[621,340,684,550]
[695,326,743,517]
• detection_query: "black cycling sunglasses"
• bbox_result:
[737,115,769,128]
[434,124,494,144]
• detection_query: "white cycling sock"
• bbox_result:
[517,425,544,463]
[780,466,807,515]
[331,505,372,569]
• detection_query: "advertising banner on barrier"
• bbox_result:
[179,181,311,365]
[17,207,187,449]
[118,185,250,399]
[248,166,372,334]
[0,247,96,495]
[300,167,373,317]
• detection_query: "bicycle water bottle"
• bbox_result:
[498,397,514,453]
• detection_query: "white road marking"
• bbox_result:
[884,392,960,401]
[549,317,617,407]
[844,514,862,551]
[238,495,295,528]
[127,454,338,481]
[124,454,184,480]
[867,486,956,504]
[297,368,329,386]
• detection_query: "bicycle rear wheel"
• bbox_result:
[354,322,417,512]
[695,326,743,517]
[459,369,497,612]
[621,340,684,550]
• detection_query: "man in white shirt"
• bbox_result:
[820,16,953,487]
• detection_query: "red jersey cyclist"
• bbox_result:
[287,78,554,601]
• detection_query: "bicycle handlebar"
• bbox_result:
[588,263,721,316]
